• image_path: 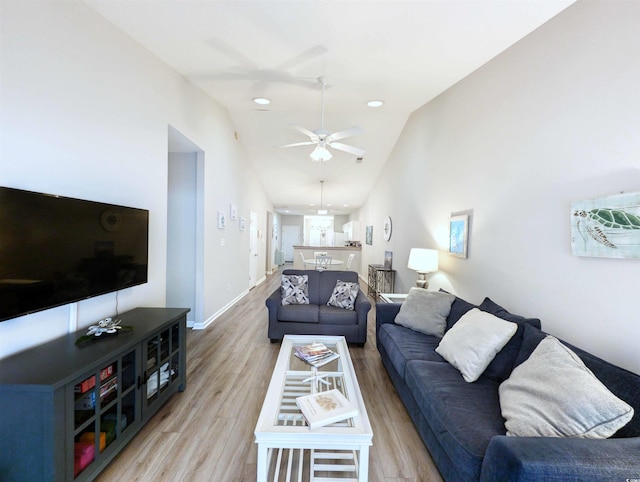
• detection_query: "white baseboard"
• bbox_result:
[191,289,249,330]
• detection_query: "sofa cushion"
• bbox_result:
[515,323,640,438]
[317,270,359,304]
[377,323,444,379]
[281,274,309,305]
[478,297,542,382]
[436,308,517,382]
[327,280,359,310]
[405,360,505,482]
[395,288,454,337]
[439,290,478,331]
[500,335,634,438]
[277,304,319,323]
[319,305,358,325]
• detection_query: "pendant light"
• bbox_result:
[317,180,328,215]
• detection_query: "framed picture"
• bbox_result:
[571,191,640,259]
[239,217,246,231]
[217,210,226,229]
[230,203,238,220]
[365,225,373,245]
[449,214,468,258]
[384,251,393,269]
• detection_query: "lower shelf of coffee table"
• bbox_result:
[265,446,362,482]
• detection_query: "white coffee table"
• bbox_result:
[254,335,372,482]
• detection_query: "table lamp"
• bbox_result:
[407,248,439,289]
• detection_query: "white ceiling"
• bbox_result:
[85,0,575,215]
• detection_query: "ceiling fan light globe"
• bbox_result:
[310,145,332,161]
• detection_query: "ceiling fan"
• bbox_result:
[278,77,365,161]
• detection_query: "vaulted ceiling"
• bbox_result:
[85,0,575,215]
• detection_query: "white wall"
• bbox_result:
[359,0,640,374]
[0,1,272,357]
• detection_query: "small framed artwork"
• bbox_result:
[449,214,468,258]
[217,210,226,229]
[239,217,246,231]
[384,251,393,269]
[365,225,373,245]
[230,203,238,220]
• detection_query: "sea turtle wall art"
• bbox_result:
[571,191,640,259]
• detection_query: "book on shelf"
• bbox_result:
[296,388,359,430]
[293,342,339,368]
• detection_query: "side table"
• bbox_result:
[367,264,395,301]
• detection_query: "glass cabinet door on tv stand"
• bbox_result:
[71,349,139,480]
[143,319,185,418]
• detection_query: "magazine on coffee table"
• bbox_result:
[296,388,359,430]
[293,342,339,368]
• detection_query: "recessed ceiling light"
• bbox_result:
[366,100,384,108]
[253,97,271,105]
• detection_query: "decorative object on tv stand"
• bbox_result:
[75,318,133,345]
[449,214,469,258]
[407,248,439,289]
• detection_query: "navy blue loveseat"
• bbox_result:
[376,296,640,481]
[266,269,371,344]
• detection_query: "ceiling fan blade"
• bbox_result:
[291,124,318,141]
[276,45,328,71]
[328,125,363,142]
[330,142,366,157]
[276,141,316,148]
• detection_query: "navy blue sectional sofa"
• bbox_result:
[376,296,640,481]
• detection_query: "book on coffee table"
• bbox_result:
[293,342,339,368]
[296,388,359,430]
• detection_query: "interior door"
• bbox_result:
[249,212,258,288]
[282,225,300,262]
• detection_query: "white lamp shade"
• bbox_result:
[407,248,439,273]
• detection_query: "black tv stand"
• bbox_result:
[0,307,189,481]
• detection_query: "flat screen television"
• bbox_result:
[0,186,149,322]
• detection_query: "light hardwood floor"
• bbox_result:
[96,266,443,482]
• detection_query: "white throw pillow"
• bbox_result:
[394,288,454,337]
[435,308,517,382]
[499,336,634,438]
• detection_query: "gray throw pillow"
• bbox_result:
[327,280,359,310]
[281,274,309,305]
[499,335,634,438]
[395,288,454,337]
